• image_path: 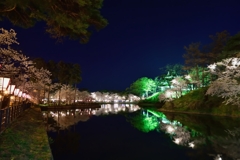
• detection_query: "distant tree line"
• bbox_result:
[126,30,240,106]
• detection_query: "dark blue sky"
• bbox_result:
[1,0,240,92]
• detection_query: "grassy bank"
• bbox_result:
[0,106,53,160]
[160,87,240,117]
[137,92,165,109]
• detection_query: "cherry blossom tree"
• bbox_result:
[0,28,52,103]
[171,77,187,98]
[206,57,240,107]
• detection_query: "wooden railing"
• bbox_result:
[0,103,31,134]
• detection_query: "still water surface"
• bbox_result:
[43,104,240,160]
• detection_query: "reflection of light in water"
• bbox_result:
[114,104,118,108]
[188,142,194,148]
[97,104,140,115]
[144,110,240,160]
[174,138,182,144]
[61,112,66,116]
[214,154,222,160]
[154,112,192,148]
[92,110,96,115]
[43,104,140,131]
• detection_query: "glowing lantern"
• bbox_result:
[7,85,15,94]
[18,91,23,97]
[22,93,26,98]
[14,89,20,96]
[0,77,10,91]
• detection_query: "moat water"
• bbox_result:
[43,104,240,160]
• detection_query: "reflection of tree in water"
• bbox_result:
[209,127,240,160]
[44,111,90,131]
[161,112,240,159]
[160,122,191,146]
[126,111,159,133]
[54,114,89,130]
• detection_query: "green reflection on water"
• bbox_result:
[127,111,159,133]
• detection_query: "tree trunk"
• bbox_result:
[58,88,61,106]
[43,84,46,100]
[74,84,77,104]
[47,85,50,105]
[196,65,199,88]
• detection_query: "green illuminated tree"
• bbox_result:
[0,0,108,43]
[129,77,156,98]
[160,64,184,77]
[159,64,185,89]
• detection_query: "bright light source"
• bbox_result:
[0,77,10,91]
[174,138,182,144]
[167,125,174,133]
[166,90,172,98]
[185,75,191,79]
[189,142,194,148]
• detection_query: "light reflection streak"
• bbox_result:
[43,104,140,131]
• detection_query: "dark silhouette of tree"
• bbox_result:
[32,57,47,69]
[206,30,231,62]
[222,32,240,59]
[182,31,231,86]
[183,31,231,69]
[0,0,108,43]
[183,42,205,84]
[183,42,205,70]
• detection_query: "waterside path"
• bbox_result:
[0,106,53,160]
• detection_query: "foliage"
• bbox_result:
[183,30,230,70]
[183,42,205,69]
[171,76,187,97]
[160,64,185,77]
[182,31,231,87]
[91,91,140,102]
[33,58,82,86]
[127,111,159,133]
[206,57,240,107]
[140,92,161,103]
[222,32,240,59]
[129,77,156,97]
[0,0,108,43]
[207,30,231,62]
[160,86,240,116]
[159,76,188,102]
[0,28,51,102]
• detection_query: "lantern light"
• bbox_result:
[18,91,23,97]
[14,89,20,96]
[7,85,15,94]
[0,77,10,91]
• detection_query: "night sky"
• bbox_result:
[1,0,240,92]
